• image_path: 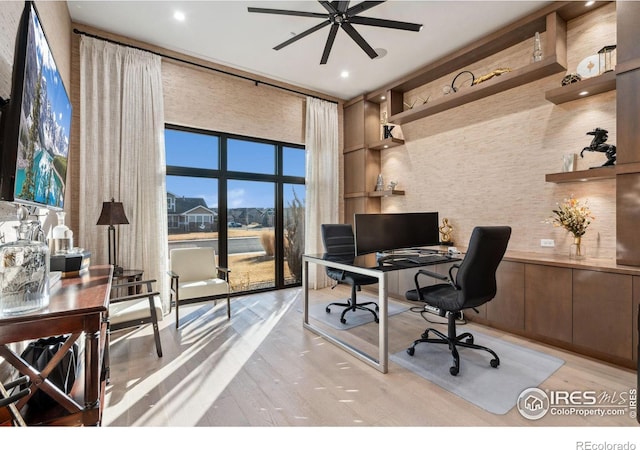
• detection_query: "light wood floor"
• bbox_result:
[104,285,637,429]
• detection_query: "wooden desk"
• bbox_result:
[0,265,112,426]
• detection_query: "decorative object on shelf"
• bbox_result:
[580,127,616,167]
[576,54,599,79]
[532,31,543,62]
[561,73,582,86]
[418,95,430,105]
[52,211,74,255]
[375,174,385,191]
[547,196,594,260]
[96,197,129,275]
[387,181,398,191]
[0,217,50,318]
[403,99,417,110]
[450,70,475,92]
[598,45,616,74]
[383,124,395,139]
[562,153,577,172]
[472,68,512,85]
[439,218,454,245]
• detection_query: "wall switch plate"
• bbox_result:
[540,239,555,247]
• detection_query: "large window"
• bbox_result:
[165,125,305,295]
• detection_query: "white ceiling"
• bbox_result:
[67,1,552,100]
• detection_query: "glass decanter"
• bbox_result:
[52,211,73,254]
[0,221,50,317]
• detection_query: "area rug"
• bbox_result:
[304,300,409,330]
[390,331,564,414]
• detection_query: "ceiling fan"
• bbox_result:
[248,1,423,64]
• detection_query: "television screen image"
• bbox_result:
[0,2,71,210]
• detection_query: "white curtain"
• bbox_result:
[79,36,169,308]
[304,97,339,289]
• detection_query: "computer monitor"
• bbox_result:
[354,212,440,256]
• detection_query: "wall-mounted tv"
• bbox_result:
[0,1,71,210]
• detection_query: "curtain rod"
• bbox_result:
[72,28,338,105]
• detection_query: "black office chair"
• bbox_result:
[405,226,511,376]
[321,224,379,324]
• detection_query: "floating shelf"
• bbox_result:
[545,166,616,183]
[388,56,566,125]
[368,189,405,197]
[545,70,616,104]
[368,137,405,150]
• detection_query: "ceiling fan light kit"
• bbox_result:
[248,1,423,64]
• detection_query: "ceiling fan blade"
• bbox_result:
[247,7,327,19]
[319,1,338,15]
[350,16,423,32]
[346,1,386,16]
[341,22,378,59]
[273,20,331,50]
[334,1,350,13]
[321,23,340,64]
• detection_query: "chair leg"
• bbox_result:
[327,283,379,324]
[406,313,499,376]
[175,293,180,329]
[226,292,231,320]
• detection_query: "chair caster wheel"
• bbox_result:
[340,318,347,324]
[421,332,429,339]
[490,359,499,368]
[449,366,459,376]
[325,307,331,313]
[407,347,415,356]
[465,337,474,344]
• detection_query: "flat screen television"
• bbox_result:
[354,212,440,256]
[0,1,71,210]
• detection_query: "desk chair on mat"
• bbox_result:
[321,224,379,324]
[405,226,511,375]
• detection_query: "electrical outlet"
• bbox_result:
[540,239,555,247]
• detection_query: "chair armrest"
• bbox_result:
[416,269,448,281]
[110,290,160,305]
[112,279,157,291]
[216,266,230,282]
[168,270,179,280]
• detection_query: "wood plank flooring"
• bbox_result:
[104,286,638,431]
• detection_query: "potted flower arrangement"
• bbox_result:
[548,196,595,259]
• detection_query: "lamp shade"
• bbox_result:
[96,198,129,225]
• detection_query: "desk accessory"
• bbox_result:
[580,127,616,167]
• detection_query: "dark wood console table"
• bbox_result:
[0,265,112,426]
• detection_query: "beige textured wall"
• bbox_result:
[380,3,617,259]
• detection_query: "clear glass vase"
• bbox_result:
[52,211,73,255]
[569,236,585,260]
[0,221,50,317]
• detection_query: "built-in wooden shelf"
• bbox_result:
[545,70,616,104]
[368,189,405,197]
[389,56,566,125]
[545,166,616,183]
[368,137,405,150]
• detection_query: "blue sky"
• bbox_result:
[165,129,305,209]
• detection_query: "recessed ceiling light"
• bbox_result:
[340,71,349,78]
[174,11,186,21]
[579,91,589,96]
[585,1,595,6]
[381,96,386,100]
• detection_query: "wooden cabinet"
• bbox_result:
[524,264,573,343]
[572,269,632,360]
[486,261,525,331]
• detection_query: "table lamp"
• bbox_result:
[96,198,129,275]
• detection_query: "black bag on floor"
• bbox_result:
[20,335,79,410]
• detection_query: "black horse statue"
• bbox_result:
[580,127,616,167]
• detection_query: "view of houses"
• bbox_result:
[167,192,276,234]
